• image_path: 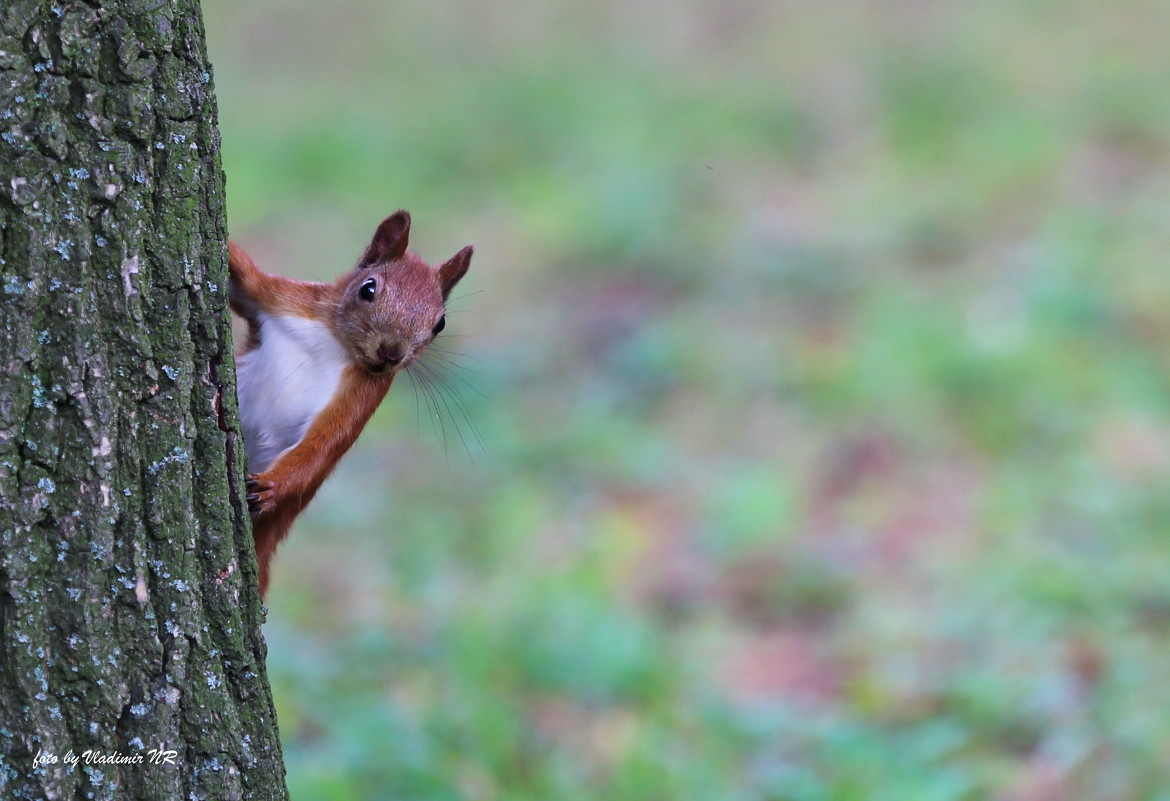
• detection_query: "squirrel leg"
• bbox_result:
[227,240,328,320]
[239,361,391,596]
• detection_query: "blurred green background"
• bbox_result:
[204,1,1170,798]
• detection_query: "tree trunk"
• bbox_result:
[0,2,287,799]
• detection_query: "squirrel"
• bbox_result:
[227,210,473,597]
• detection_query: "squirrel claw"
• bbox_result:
[245,473,276,518]
[246,473,275,491]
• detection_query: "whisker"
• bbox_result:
[420,354,493,404]
[446,289,484,304]
[403,366,424,442]
[424,371,450,452]
[414,368,451,465]
[428,343,482,363]
[420,363,485,451]
[414,362,479,461]
[402,322,488,464]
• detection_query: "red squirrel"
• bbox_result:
[228,210,473,596]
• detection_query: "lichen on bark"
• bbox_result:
[0,1,287,799]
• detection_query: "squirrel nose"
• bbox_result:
[376,342,405,367]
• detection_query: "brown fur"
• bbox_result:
[228,211,473,596]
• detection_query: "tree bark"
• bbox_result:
[0,2,287,799]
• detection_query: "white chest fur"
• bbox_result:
[236,313,350,473]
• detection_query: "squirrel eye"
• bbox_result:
[432,315,446,336]
[358,278,377,302]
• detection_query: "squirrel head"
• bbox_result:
[333,210,473,375]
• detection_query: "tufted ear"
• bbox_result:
[438,245,473,299]
[357,210,411,268]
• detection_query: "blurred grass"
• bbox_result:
[204,0,1170,798]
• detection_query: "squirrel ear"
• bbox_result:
[438,245,473,299]
[358,210,411,267]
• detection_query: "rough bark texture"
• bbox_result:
[0,1,288,799]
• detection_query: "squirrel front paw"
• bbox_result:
[245,473,276,517]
